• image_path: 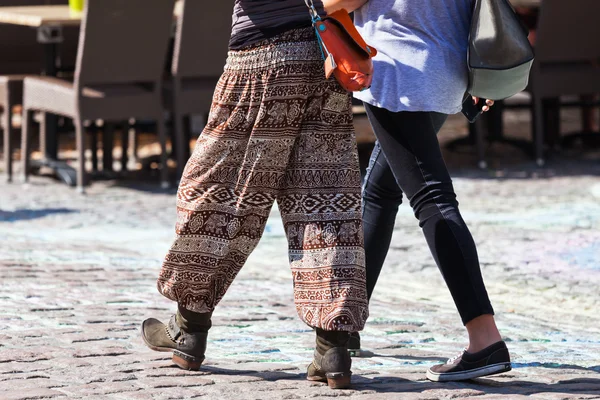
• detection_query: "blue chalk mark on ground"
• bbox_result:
[560,243,600,271]
[512,362,600,372]
[247,349,281,355]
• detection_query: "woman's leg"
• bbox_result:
[272,32,368,389]
[362,142,404,299]
[280,109,366,387]
[363,104,501,351]
[143,62,280,370]
[278,86,368,333]
[158,77,277,314]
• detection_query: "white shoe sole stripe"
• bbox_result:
[426,362,512,382]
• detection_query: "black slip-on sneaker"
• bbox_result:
[426,341,512,382]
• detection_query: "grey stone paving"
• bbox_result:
[1,150,600,398]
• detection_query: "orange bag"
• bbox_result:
[305,1,377,92]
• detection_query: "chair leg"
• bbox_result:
[121,123,129,172]
[533,95,545,166]
[543,98,561,148]
[91,126,99,172]
[128,120,138,169]
[174,110,187,180]
[21,109,33,182]
[3,101,13,182]
[473,118,487,169]
[183,115,192,160]
[157,112,169,188]
[581,94,598,132]
[486,100,504,141]
[74,116,86,193]
[103,122,115,172]
[39,112,47,158]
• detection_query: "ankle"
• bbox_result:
[176,304,212,333]
[465,314,502,353]
[315,329,349,355]
[467,336,502,353]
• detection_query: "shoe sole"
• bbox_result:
[307,362,352,389]
[172,351,204,371]
[426,362,512,382]
[307,372,352,389]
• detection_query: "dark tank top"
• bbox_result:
[229,0,325,50]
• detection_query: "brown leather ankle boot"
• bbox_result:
[307,328,352,389]
[141,305,212,370]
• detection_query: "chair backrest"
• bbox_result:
[0,0,64,75]
[535,0,600,63]
[172,0,232,79]
[75,0,175,86]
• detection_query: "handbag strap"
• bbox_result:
[304,0,321,23]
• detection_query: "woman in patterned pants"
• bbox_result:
[141,22,369,389]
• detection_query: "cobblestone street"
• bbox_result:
[1,128,600,398]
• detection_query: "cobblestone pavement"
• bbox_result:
[1,122,600,399]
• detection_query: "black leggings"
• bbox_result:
[362,104,494,325]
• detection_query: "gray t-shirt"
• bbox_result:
[229,0,324,49]
[354,0,473,114]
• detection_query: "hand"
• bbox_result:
[472,97,495,112]
[322,0,369,14]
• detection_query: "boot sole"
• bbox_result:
[173,350,204,371]
[307,370,352,389]
[426,362,512,382]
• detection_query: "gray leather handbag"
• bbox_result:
[467,0,535,100]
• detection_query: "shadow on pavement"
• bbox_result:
[352,375,418,392]
[197,365,416,394]
[0,208,78,222]
[352,375,600,396]
[354,350,447,363]
[469,376,600,397]
[199,363,600,396]
[198,365,306,382]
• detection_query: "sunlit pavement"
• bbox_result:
[1,147,599,399]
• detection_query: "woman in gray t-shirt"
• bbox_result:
[351,0,512,383]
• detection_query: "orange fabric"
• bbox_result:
[325,9,377,57]
[314,9,377,92]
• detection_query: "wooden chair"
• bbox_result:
[0,0,52,182]
[167,0,231,179]
[21,0,176,192]
[475,0,600,167]
[0,0,79,182]
[528,0,600,165]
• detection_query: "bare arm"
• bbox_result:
[321,0,369,14]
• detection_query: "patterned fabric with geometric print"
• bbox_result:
[157,28,368,332]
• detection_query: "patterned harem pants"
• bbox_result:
[157,28,368,332]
